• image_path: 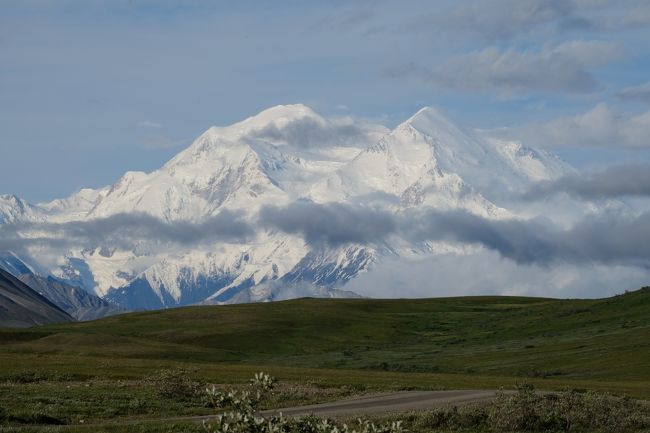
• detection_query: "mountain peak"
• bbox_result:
[403,106,465,138]
[202,104,323,143]
[250,104,319,123]
[1,103,575,310]
[0,194,35,224]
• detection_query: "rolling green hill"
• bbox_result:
[1,287,649,392]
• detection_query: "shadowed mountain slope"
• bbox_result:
[0,268,73,327]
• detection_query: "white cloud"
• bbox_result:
[439,0,574,41]
[425,0,650,41]
[497,103,650,148]
[424,41,622,95]
[618,82,650,103]
[345,251,650,299]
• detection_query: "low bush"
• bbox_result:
[378,384,650,433]
[488,384,650,432]
[203,372,406,433]
[0,371,78,384]
[146,368,202,400]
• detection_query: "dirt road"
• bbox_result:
[260,390,502,418]
[32,390,503,428]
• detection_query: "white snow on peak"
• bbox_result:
[0,194,41,224]
[404,106,467,140]
[0,103,576,306]
[199,103,323,142]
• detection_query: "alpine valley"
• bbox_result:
[0,104,572,312]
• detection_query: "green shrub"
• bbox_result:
[203,373,406,433]
[487,384,650,432]
[4,412,66,425]
[0,371,78,384]
[146,368,202,400]
[382,384,650,433]
[200,375,650,433]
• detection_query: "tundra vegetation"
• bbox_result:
[203,373,649,433]
[0,289,649,432]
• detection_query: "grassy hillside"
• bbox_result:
[1,288,649,387]
[1,288,649,431]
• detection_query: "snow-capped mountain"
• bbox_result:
[0,104,572,310]
[0,194,41,225]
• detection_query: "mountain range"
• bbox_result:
[0,104,572,312]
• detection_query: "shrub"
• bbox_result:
[487,384,650,432]
[203,373,406,433]
[146,368,202,400]
[382,385,649,433]
[0,371,77,383]
[202,375,650,433]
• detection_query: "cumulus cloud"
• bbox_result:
[0,211,254,252]
[618,82,650,103]
[523,164,650,200]
[497,103,650,148]
[417,41,622,95]
[248,117,379,149]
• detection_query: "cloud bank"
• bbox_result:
[260,203,650,268]
[0,210,254,252]
[497,103,650,149]
[259,201,397,246]
[523,164,650,200]
[345,250,650,300]
[3,202,650,279]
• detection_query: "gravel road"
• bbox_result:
[260,390,502,418]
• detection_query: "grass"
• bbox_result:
[0,287,649,431]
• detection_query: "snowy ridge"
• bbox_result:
[0,104,572,309]
[0,195,41,224]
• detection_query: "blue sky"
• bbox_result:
[2,0,650,202]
